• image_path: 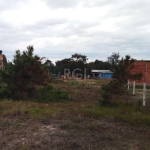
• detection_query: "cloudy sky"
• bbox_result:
[0,0,150,63]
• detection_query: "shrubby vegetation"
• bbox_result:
[0,48,119,102]
[0,46,68,102]
[0,48,143,105]
[99,55,143,106]
[36,85,68,103]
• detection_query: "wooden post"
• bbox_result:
[84,68,86,80]
[128,80,130,90]
[133,81,135,95]
[143,82,146,106]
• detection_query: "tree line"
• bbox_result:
[45,52,119,76]
[0,46,142,103]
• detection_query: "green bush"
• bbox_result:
[101,80,124,95]
[0,86,11,100]
[36,85,69,103]
[0,85,22,100]
[99,93,112,107]
[0,84,68,102]
[0,46,49,100]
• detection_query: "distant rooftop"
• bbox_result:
[91,70,113,73]
[135,60,150,62]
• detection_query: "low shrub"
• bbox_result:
[99,92,112,107]
[0,85,11,100]
[101,80,124,95]
[0,84,68,102]
[36,85,69,103]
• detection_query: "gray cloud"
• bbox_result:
[0,0,150,63]
[44,0,121,8]
[44,0,81,8]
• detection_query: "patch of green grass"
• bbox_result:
[68,81,79,86]
[1,99,150,126]
[0,100,62,119]
[25,107,60,119]
[129,84,150,89]
[83,107,107,118]
[82,104,150,126]
[116,111,150,125]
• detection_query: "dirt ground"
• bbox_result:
[0,80,150,150]
[1,116,150,150]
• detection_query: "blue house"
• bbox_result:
[91,70,113,79]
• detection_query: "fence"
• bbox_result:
[128,80,150,106]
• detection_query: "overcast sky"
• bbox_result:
[0,0,150,63]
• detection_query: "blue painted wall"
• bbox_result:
[98,73,112,79]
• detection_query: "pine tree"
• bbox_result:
[0,46,48,99]
[102,55,142,103]
[112,55,142,102]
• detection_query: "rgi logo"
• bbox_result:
[64,68,86,79]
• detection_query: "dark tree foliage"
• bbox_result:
[107,52,120,64]
[55,54,88,75]
[0,46,48,99]
[101,55,143,103]
[112,55,142,84]
[85,60,112,75]
[44,59,54,67]
[56,58,72,74]
[71,53,88,64]
[55,54,112,76]
[94,60,112,70]
[43,59,55,74]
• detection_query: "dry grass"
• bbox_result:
[0,79,150,150]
